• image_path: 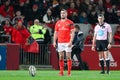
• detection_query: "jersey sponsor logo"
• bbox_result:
[98,29,104,36]
[59,25,69,30]
[58,24,60,27]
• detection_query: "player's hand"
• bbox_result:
[68,42,72,47]
[91,46,95,51]
[71,45,74,48]
[53,42,56,48]
[107,44,112,49]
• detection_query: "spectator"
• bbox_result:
[14,0,26,15]
[80,0,90,14]
[96,0,104,11]
[85,29,94,44]
[79,12,88,24]
[29,19,47,64]
[104,7,117,24]
[12,19,30,64]
[26,4,43,22]
[52,0,60,18]
[43,8,55,29]
[87,4,94,15]
[114,10,120,24]
[30,19,46,44]
[3,19,14,42]
[88,9,98,25]
[12,11,23,25]
[39,0,52,12]
[74,0,83,14]
[12,20,30,48]
[112,5,118,14]
[43,9,53,23]
[68,12,79,23]
[0,0,14,19]
[59,0,69,10]
[104,0,112,11]
[67,2,78,17]
[113,24,120,45]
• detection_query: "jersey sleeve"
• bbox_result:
[94,26,97,35]
[69,20,74,30]
[107,24,112,33]
[55,21,59,32]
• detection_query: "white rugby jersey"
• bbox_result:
[94,22,112,40]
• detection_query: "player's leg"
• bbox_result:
[59,52,64,76]
[57,43,65,76]
[98,52,105,74]
[96,40,105,74]
[66,52,72,76]
[104,51,110,74]
[76,53,84,70]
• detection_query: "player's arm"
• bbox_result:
[108,32,112,44]
[53,31,58,48]
[108,32,112,49]
[69,29,75,47]
[91,33,97,51]
[107,24,112,49]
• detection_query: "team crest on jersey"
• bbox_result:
[58,24,60,27]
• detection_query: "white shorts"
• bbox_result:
[57,43,72,53]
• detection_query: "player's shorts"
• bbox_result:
[57,43,72,53]
[96,40,108,52]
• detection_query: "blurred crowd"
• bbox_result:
[0,0,120,45]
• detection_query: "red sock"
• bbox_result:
[67,59,72,75]
[59,59,64,74]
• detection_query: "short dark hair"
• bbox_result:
[98,14,104,18]
[75,25,80,30]
[61,9,67,12]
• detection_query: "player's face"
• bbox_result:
[98,17,104,23]
[60,11,67,19]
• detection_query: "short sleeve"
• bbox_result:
[69,21,74,30]
[107,24,112,33]
[94,26,97,35]
[55,21,59,31]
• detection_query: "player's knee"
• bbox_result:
[66,56,71,60]
[59,55,64,60]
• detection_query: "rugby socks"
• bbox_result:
[106,58,110,74]
[59,59,64,76]
[67,59,72,76]
[99,58,105,74]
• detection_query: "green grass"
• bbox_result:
[0,70,120,80]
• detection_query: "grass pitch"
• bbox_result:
[0,70,119,80]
